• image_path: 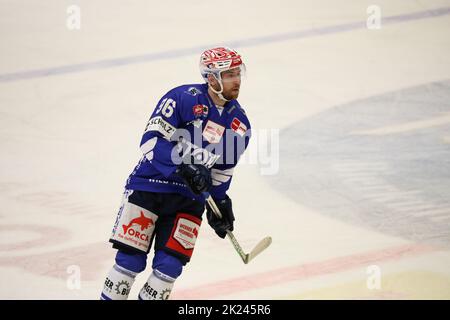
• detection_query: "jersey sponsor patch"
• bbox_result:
[231,117,247,137]
[144,116,176,140]
[110,198,158,253]
[193,104,208,117]
[185,87,202,96]
[202,120,225,143]
[166,213,201,258]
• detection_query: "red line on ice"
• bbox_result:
[172,244,435,299]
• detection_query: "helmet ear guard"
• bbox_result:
[208,72,227,101]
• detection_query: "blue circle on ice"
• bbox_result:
[269,80,450,247]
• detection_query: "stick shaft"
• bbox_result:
[204,193,271,264]
[204,193,248,263]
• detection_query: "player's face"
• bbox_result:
[209,67,243,101]
[220,68,242,100]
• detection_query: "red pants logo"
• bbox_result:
[122,211,153,241]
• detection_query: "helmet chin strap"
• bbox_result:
[208,74,229,102]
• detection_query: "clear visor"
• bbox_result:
[217,64,246,83]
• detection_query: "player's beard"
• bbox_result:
[223,87,240,100]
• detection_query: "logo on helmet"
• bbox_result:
[199,47,244,80]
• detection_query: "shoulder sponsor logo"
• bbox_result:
[231,117,247,137]
[202,120,225,143]
[193,104,209,117]
[144,116,176,140]
[185,87,202,96]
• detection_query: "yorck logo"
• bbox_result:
[122,211,154,241]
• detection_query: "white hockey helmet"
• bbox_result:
[199,47,246,101]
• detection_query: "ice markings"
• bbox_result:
[269,80,450,246]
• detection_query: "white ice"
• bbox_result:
[0,0,450,299]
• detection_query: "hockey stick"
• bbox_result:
[204,193,272,264]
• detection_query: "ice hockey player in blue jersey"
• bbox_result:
[101,47,251,300]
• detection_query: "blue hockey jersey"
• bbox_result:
[125,83,251,203]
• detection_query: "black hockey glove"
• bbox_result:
[206,195,235,239]
[176,163,212,195]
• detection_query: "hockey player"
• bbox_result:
[101,47,251,300]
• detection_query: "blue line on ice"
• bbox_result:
[1,7,449,83]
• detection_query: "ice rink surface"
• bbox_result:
[0,0,449,299]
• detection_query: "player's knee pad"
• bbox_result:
[138,250,182,300]
[115,250,148,273]
[101,264,137,300]
[138,268,176,300]
[152,250,183,279]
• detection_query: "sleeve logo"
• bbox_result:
[144,116,176,140]
[193,104,209,117]
[231,117,247,137]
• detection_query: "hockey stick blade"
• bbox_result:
[204,193,272,264]
[245,236,272,264]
